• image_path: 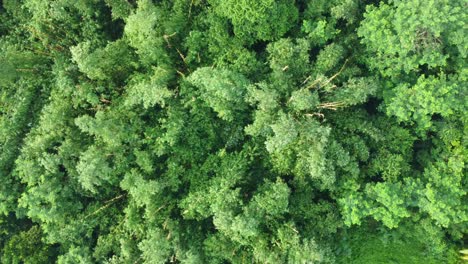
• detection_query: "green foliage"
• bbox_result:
[314,44,345,75]
[337,222,460,264]
[210,0,298,41]
[359,0,466,77]
[0,0,466,263]
[104,0,134,20]
[125,67,174,108]
[267,38,311,79]
[2,226,56,264]
[386,73,466,132]
[187,67,250,121]
[76,145,113,193]
[71,39,137,81]
[56,246,93,264]
[124,0,186,66]
[138,228,171,264]
[0,43,45,86]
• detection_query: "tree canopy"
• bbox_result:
[0,0,466,263]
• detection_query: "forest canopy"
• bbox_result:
[0,0,466,263]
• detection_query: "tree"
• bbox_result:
[0,0,466,262]
[209,0,298,42]
[2,226,56,264]
[358,0,466,78]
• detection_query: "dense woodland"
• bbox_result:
[0,0,467,263]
